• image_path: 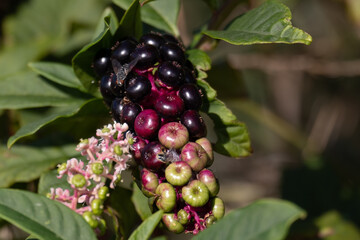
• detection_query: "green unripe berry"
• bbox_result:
[71,174,86,188]
[91,162,104,175]
[83,211,98,229]
[98,218,107,235]
[91,198,104,215]
[98,186,109,200]
[177,209,189,225]
[156,183,176,212]
[57,163,67,174]
[211,197,225,220]
[162,213,185,233]
[114,145,123,156]
[205,215,216,226]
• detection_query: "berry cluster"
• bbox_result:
[94,32,224,234]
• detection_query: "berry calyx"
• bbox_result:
[158,122,189,149]
[165,161,192,186]
[182,180,209,207]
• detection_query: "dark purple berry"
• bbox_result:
[178,83,202,110]
[134,109,160,139]
[157,61,184,87]
[130,44,159,70]
[185,59,195,71]
[159,42,186,64]
[162,33,181,45]
[154,93,184,117]
[183,67,197,84]
[121,102,142,129]
[140,33,165,49]
[110,74,124,97]
[132,137,147,164]
[111,98,124,121]
[181,110,207,139]
[141,142,166,171]
[93,49,111,76]
[112,39,137,64]
[100,75,116,101]
[125,75,152,102]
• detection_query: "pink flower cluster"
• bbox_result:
[48,121,134,215]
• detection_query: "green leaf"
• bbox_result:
[110,186,140,239]
[0,71,88,110]
[114,0,142,40]
[7,99,96,148]
[131,182,152,220]
[0,144,76,188]
[203,0,312,45]
[93,7,119,39]
[28,62,85,91]
[202,0,219,11]
[194,199,306,240]
[38,170,72,196]
[128,210,163,240]
[186,49,212,76]
[0,189,97,240]
[315,211,360,240]
[113,0,180,36]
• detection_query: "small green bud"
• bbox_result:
[80,138,89,144]
[57,163,67,174]
[205,215,216,226]
[91,162,104,175]
[114,174,122,185]
[177,209,189,225]
[114,145,123,156]
[98,186,109,200]
[71,174,86,188]
[83,211,98,229]
[128,137,134,145]
[102,127,110,133]
[91,199,104,215]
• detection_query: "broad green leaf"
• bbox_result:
[28,62,84,91]
[206,98,252,157]
[110,186,140,239]
[131,182,153,220]
[194,199,306,240]
[0,144,76,188]
[186,49,212,74]
[38,170,72,196]
[0,71,88,110]
[93,7,119,40]
[113,0,180,36]
[315,211,360,240]
[197,79,217,101]
[0,189,97,240]
[114,0,142,40]
[203,0,312,45]
[7,99,96,148]
[128,210,163,240]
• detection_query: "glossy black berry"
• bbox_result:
[183,67,197,84]
[110,74,124,97]
[100,74,116,101]
[121,102,142,129]
[185,60,195,71]
[112,39,137,64]
[154,93,184,118]
[181,110,207,139]
[162,33,181,45]
[125,75,152,102]
[111,98,124,122]
[178,84,202,110]
[140,33,165,49]
[93,49,111,76]
[130,44,159,70]
[159,42,186,64]
[157,61,184,87]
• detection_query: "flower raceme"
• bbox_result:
[48,122,134,234]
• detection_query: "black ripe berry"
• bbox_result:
[140,32,165,49]
[155,93,184,118]
[100,74,116,101]
[93,49,111,76]
[121,102,142,129]
[159,42,186,64]
[162,33,181,45]
[130,44,159,70]
[157,61,184,87]
[125,75,152,102]
[110,74,124,97]
[181,110,207,139]
[183,67,197,84]
[111,98,124,121]
[112,39,137,64]
[178,84,202,110]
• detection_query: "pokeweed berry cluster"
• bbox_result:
[48,122,134,235]
[94,32,225,234]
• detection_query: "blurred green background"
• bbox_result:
[1,0,360,239]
